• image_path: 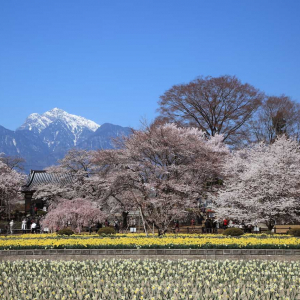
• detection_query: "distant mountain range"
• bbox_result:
[0,108,132,172]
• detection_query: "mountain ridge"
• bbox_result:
[0,108,131,172]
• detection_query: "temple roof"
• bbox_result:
[22,170,74,192]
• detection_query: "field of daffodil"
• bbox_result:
[0,259,299,300]
[0,233,299,250]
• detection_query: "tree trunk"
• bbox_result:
[157,228,167,236]
[266,219,275,231]
[122,211,129,229]
[154,223,167,236]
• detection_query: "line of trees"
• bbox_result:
[40,132,300,233]
[5,74,300,233]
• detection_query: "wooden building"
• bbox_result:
[21,170,73,215]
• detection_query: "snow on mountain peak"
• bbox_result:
[20,113,51,132]
[51,107,63,112]
[20,108,100,133]
[18,108,101,146]
[45,108,65,116]
[43,108,100,133]
[28,113,40,119]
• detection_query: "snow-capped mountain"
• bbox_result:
[18,108,100,146]
[0,108,131,172]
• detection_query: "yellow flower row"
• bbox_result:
[0,233,290,239]
[0,233,299,249]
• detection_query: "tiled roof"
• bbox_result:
[22,170,74,192]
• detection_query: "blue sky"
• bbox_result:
[1,1,299,130]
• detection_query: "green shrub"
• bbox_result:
[57,228,74,236]
[97,227,115,236]
[223,228,244,236]
[288,228,300,237]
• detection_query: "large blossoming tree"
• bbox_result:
[93,123,228,235]
[214,136,300,230]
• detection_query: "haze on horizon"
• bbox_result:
[1,1,299,131]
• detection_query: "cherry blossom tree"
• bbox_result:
[33,149,95,205]
[0,161,24,219]
[32,182,76,205]
[93,123,228,235]
[41,198,105,233]
[214,135,300,230]
[56,149,93,176]
[40,149,102,202]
